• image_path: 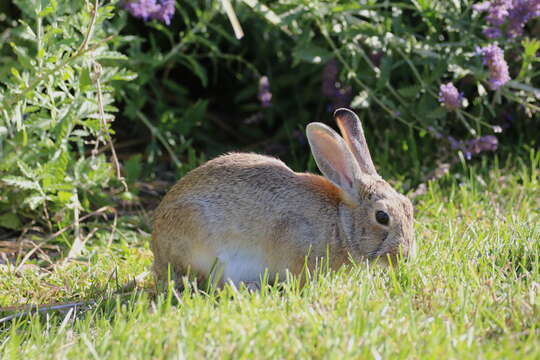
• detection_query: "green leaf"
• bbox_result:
[425,107,447,120]
[57,190,73,204]
[179,100,208,134]
[124,155,143,186]
[2,176,40,190]
[17,161,36,178]
[111,69,138,82]
[79,67,93,92]
[180,56,208,87]
[52,113,72,141]
[376,57,393,90]
[240,0,284,29]
[507,81,540,96]
[37,0,58,17]
[23,194,46,210]
[70,129,90,137]
[9,42,33,69]
[10,67,22,81]
[397,85,422,98]
[0,213,22,230]
[42,150,69,190]
[331,3,361,13]
[292,44,333,64]
[95,51,129,61]
[518,38,540,80]
[18,21,37,41]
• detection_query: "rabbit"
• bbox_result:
[151,108,415,289]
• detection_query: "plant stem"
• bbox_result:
[77,0,99,54]
[137,111,183,169]
[318,21,419,130]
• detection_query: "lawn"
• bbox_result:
[0,149,538,359]
[1,0,539,358]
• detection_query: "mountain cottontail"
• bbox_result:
[151,108,414,288]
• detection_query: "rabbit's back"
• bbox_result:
[152,153,343,285]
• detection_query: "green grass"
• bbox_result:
[0,150,539,359]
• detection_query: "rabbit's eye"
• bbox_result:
[375,210,389,225]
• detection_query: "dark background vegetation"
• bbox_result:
[0,0,538,236]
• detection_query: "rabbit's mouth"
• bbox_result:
[367,232,389,259]
[368,232,407,262]
[368,232,411,264]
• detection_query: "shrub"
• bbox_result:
[0,0,539,233]
[241,0,539,145]
[0,1,134,231]
[118,0,540,174]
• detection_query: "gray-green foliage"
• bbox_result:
[0,1,134,230]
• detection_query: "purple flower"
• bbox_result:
[427,126,443,139]
[123,0,159,21]
[122,0,175,24]
[477,44,510,90]
[447,134,498,159]
[427,126,499,160]
[506,0,540,37]
[483,27,503,38]
[473,0,512,38]
[321,60,353,111]
[438,83,464,111]
[473,1,493,11]
[151,0,175,25]
[463,135,498,159]
[473,0,512,36]
[258,76,272,108]
[447,136,462,151]
[473,0,540,38]
[487,0,513,26]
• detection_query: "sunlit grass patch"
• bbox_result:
[0,151,538,359]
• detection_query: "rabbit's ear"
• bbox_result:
[334,108,378,177]
[306,122,361,200]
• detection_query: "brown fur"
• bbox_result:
[296,173,342,206]
[151,109,415,289]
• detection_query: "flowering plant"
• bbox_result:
[241,0,539,161]
[122,0,175,25]
[473,0,540,38]
[115,0,539,169]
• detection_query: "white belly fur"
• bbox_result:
[190,243,267,284]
